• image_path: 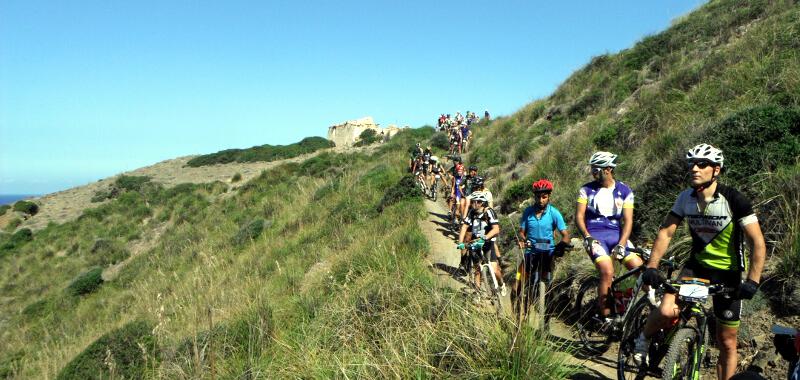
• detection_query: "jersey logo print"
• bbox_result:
[685,214,731,244]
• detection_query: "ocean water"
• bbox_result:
[0,195,37,206]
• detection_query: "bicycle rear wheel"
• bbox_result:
[661,327,702,380]
[618,297,655,380]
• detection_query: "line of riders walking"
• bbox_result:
[409,138,772,380]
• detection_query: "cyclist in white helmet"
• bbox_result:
[427,156,447,191]
[635,143,765,379]
[576,151,642,321]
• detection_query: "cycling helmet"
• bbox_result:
[468,191,489,203]
[532,179,554,193]
[430,156,439,163]
[589,151,618,168]
[686,143,724,168]
[468,165,478,172]
[472,176,485,188]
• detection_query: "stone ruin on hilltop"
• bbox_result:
[327,116,406,147]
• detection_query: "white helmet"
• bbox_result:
[468,191,489,203]
[430,156,439,163]
[686,143,724,167]
[589,151,618,168]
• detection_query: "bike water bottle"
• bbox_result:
[614,290,626,313]
[623,288,633,310]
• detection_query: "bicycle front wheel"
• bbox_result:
[618,297,655,380]
[661,327,702,380]
[575,277,612,355]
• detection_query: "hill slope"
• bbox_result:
[1,0,799,378]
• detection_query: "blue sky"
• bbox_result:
[0,0,705,194]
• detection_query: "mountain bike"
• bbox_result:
[514,240,573,329]
[617,279,736,380]
[429,174,442,201]
[459,240,505,316]
[415,171,428,195]
[574,247,677,355]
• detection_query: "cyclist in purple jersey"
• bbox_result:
[575,151,643,319]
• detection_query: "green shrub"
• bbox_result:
[0,204,9,215]
[12,200,38,215]
[377,175,422,212]
[233,219,266,246]
[591,123,620,148]
[88,238,130,266]
[114,175,151,192]
[231,172,242,182]
[91,185,120,203]
[1,228,33,252]
[22,298,52,319]
[56,320,157,380]
[186,136,334,167]
[0,351,24,379]
[429,132,450,151]
[66,267,104,297]
[354,129,380,146]
[705,106,800,183]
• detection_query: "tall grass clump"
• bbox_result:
[186,136,334,167]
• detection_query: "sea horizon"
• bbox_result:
[0,194,39,206]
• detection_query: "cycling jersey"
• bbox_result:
[669,184,757,271]
[431,165,442,174]
[463,207,499,242]
[520,204,567,254]
[578,180,635,263]
[577,180,634,233]
[454,176,464,200]
[461,126,470,138]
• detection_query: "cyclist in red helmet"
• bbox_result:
[514,179,571,300]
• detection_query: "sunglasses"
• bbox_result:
[687,160,714,170]
[591,167,603,174]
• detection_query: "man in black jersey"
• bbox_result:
[636,144,766,380]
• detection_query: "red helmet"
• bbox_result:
[532,179,554,193]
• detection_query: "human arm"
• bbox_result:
[743,221,766,283]
[617,206,634,249]
[575,202,590,238]
[518,228,527,249]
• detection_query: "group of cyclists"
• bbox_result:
[415,138,766,380]
[437,111,489,155]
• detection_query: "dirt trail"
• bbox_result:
[421,197,619,379]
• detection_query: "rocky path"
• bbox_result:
[420,196,620,379]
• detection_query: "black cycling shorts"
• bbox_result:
[469,241,498,266]
[678,258,743,327]
[524,251,554,280]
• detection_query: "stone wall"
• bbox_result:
[327,116,406,147]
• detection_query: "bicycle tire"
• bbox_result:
[617,297,655,380]
[535,281,547,329]
[575,277,612,355]
[661,327,702,380]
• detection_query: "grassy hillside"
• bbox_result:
[186,136,334,167]
[2,0,799,377]
[469,0,799,287]
[0,128,572,378]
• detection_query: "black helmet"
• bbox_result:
[468,165,478,172]
[472,176,485,188]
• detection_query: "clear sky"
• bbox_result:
[0,0,705,195]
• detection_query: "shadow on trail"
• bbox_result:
[432,263,472,287]
[569,370,612,380]
[436,227,458,239]
[428,210,450,221]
